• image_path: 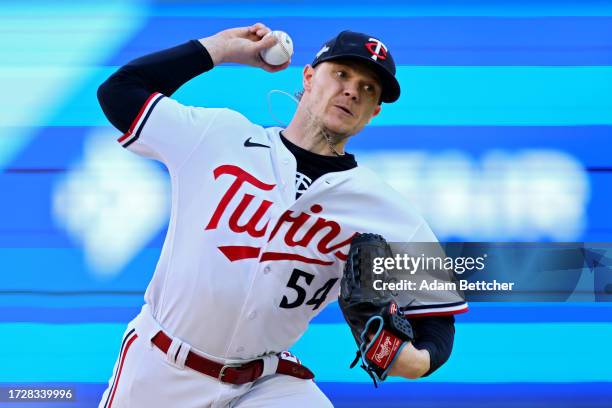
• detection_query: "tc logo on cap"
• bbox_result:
[365,38,388,61]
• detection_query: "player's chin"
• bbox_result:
[323,117,357,137]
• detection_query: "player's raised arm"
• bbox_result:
[96,40,211,134]
[97,23,287,134]
[95,23,292,171]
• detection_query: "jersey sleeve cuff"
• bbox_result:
[400,301,468,318]
[117,92,164,148]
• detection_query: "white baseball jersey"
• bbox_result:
[117,92,467,360]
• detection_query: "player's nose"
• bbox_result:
[343,81,360,101]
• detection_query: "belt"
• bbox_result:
[151,331,314,385]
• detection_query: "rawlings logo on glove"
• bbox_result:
[368,329,403,367]
[338,233,414,387]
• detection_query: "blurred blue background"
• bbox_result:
[1,0,611,406]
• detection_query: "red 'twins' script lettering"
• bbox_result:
[205,165,353,264]
[205,165,275,236]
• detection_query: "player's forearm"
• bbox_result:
[388,342,430,379]
[97,40,213,133]
[389,315,456,379]
[117,40,213,96]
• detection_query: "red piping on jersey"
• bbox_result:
[117,92,161,143]
[404,305,469,318]
[107,333,138,408]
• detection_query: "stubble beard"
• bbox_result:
[303,101,349,156]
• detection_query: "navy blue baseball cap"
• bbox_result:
[311,30,400,103]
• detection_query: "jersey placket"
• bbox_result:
[224,134,297,357]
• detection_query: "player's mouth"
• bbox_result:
[334,105,354,117]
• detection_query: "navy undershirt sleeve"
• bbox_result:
[410,315,455,376]
[97,40,214,133]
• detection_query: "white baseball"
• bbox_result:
[259,30,293,66]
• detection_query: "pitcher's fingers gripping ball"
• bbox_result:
[259,30,293,65]
[338,233,415,386]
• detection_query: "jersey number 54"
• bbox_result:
[280,269,338,311]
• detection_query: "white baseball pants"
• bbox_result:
[98,306,333,408]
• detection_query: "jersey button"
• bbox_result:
[248,311,258,320]
[263,266,271,274]
[236,346,244,353]
[282,158,290,165]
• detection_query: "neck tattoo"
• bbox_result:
[323,130,345,157]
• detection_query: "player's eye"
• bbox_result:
[335,70,347,78]
[364,84,379,97]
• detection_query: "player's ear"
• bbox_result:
[303,64,315,92]
[372,104,382,119]
[365,105,382,125]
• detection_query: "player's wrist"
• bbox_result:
[198,36,226,66]
[362,329,406,380]
[389,343,430,379]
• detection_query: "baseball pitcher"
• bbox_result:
[97,24,467,407]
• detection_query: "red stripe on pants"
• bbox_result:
[107,333,138,408]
